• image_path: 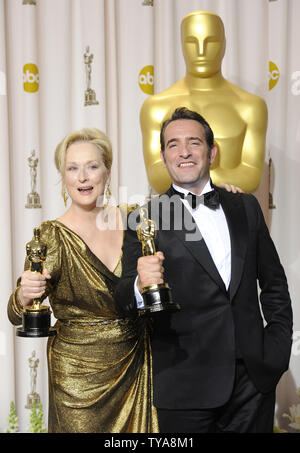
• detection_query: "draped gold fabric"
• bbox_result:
[7,215,158,433]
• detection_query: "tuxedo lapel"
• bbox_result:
[217,189,248,301]
[157,188,227,294]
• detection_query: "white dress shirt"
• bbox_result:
[134,180,232,307]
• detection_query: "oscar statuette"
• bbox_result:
[83,46,99,106]
[16,228,57,338]
[137,208,180,314]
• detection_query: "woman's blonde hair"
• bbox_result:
[55,127,113,175]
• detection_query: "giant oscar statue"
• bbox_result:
[140,11,268,195]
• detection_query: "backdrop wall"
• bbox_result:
[0,0,299,432]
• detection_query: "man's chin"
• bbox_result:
[174,178,200,188]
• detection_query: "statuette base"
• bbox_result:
[17,306,57,338]
[25,192,41,209]
[84,89,99,106]
[141,283,180,314]
[25,392,40,409]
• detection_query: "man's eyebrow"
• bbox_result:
[188,136,203,141]
[166,136,203,146]
[166,138,178,147]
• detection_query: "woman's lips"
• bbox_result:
[78,186,93,194]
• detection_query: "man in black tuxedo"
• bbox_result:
[114,107,293,433]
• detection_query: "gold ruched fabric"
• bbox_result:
[7,214,158,433]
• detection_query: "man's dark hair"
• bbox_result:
[160,107,214,153]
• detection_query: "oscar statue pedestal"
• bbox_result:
[17,305,56,338]
[25,191,41,209]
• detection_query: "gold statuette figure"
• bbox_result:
[17,228,56,337]
[136,208,180,314]
[140,11,268,194]
[84,46,99,106]
[25,351,41,409]
[137,207,157,256]
[25,150,42,209]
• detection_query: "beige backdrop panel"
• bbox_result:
[0,0,299,433]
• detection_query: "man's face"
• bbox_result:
[160,119,217,192]
[181,13,225,77]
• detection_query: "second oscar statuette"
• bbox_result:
[137,207,180,314]
[16,228,57,338]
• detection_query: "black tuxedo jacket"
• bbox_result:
[114,186,293,409]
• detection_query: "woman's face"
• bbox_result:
[63,141,109,209]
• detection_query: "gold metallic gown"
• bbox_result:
[7,217,158,433]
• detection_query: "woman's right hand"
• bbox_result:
[18,268,51,307]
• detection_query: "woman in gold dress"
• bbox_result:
[7,128,159,433]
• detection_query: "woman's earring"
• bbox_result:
[63,188,68,207]
[105,183,111,205]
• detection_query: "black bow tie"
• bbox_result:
[171,186,220,210]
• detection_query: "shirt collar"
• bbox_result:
[172,179,212,197]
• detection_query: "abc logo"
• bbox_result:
[23,63,39,93]
[139,65,154,95]
[269,61,279,91]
